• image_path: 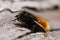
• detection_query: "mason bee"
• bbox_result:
[15,11,50,38]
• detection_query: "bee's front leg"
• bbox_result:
[14,21,27,27]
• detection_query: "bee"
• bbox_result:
[15,11,50,38]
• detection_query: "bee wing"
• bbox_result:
[34,21,48,33]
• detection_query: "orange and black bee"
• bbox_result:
[15,11,50,38]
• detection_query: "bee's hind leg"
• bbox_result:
[31,25,39,33]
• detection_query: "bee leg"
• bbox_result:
[11,18,17,21]
[19,22,28,27]
[43,32,49,37]
[14,22,28,28]
[31,25,36,33]
[31,25,39,33]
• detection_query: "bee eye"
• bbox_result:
[15,15,19,17]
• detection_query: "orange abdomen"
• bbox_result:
[36,16,50,30]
